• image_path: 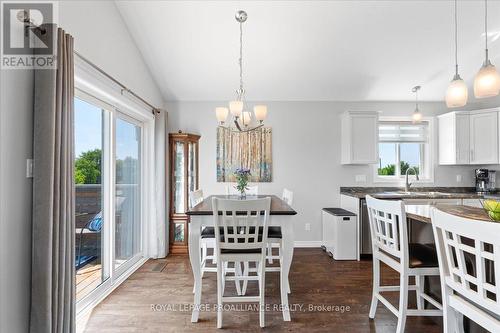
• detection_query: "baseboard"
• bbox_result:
[294,241,322,248]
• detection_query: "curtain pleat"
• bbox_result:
[31,27,75,333]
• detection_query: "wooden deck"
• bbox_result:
[76,263,102,302]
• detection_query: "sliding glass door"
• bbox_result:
[74,97,108,302]
[74,93,145,311]
[114,116,142,270]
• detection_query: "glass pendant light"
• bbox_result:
[412,86,423,123]
[446,0,468,107]
[474,0,500,98]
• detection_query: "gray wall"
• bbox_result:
[0,1,163,332]
[166,100,500,242]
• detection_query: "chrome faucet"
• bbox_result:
[405,167,419,192]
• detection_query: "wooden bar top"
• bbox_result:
[186,195,297,216]
[405,204,494,224]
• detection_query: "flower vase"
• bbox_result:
[239,190,246,200]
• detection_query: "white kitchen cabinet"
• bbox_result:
[469,110,498,164]
[438,112,470,165]
[341,111,379,164]
[438,108,499,165]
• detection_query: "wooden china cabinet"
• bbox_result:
[168,131,200,254]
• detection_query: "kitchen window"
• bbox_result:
[375,120,432,182]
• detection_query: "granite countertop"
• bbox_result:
[340,187,490,200]
[405,204,494,224]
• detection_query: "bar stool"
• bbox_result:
[366,195,442,333]
[212,197,271,328]
[431,208,500,333]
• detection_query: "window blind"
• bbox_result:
[378,121,428,143]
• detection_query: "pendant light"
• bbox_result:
[474,0,500,98]
[412,86,423,123]
[446,0,468,107]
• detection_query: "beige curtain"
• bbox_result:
[31,28,75,333]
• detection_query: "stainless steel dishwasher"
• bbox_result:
[360,199,372,255]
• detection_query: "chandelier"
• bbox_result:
[215,10,268,132]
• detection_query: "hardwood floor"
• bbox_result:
[83,248,442,332]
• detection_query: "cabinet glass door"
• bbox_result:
[188,142,197,194]
[173,141,186,214]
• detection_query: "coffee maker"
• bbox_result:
[475,169,496,193]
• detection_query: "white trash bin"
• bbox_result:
[322,208,357,260]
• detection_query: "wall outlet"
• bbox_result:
[456,174,462,183]
[26,159,33,178]
[305,223,311,231]
[355,174,366,183]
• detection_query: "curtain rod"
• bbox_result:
[20,16,161,115]
[74,51,160,115]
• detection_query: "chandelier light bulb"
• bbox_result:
[474,61,500,98]
[254,105,268,122]
[242,111,252,126]
[446,75,468,108]
[215,107,229,123]
[229,100,243,117]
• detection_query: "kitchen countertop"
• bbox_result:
[405,204,494,224]
[340,187,488,199]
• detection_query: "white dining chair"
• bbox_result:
[189,189,204,209]
[212,197,271,328]
[225,184,259,196]
[266,189,293,264]
[366,195,442,333]
[431,208,500,333]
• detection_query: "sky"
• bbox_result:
[379,143,420,169]
[75,98,140,160]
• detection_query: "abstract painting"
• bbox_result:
[216,127,272,182]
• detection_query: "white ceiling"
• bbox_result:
[116,0,500,102]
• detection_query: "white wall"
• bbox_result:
[0,2,163,332]
[166,100,496,242]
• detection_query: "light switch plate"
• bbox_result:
[355,174,366,182]
[26,159,33,178]
[456,175,462,183]
[305,223,311,231]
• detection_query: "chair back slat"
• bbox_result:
[282,188,293,206]
[366,195,408,264]
[225,184,259,196]
[212,197,271,251]
[431,208,500,316]
[189,189,204,209]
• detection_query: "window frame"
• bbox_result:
[373,116,434,184]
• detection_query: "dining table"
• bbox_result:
[186,195,297,323]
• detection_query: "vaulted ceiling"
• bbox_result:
[116,1,500,102]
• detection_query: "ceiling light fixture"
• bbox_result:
[412,86,423,123]
[474,0,500,98]
[214,10,267,132]
[446,0,468,108]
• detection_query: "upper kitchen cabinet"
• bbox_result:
[438,108,499,165]
[469,110,498,164]
[341,111,379,164]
